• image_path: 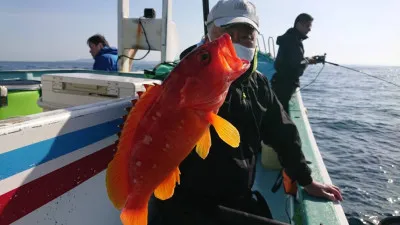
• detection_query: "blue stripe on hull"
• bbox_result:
[0,118,123,180]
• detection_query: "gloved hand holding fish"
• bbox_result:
[105,33,250,225]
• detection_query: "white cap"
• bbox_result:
[206,0,259,32]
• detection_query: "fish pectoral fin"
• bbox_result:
[207,112,240,148]
[154,167,181,200]
[196,128,211,159]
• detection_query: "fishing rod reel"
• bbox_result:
[313,53,326,64]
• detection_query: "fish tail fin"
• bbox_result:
[106,84,162,209]
[120,194,149,225]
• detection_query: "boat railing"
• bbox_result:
[268,36,276,58]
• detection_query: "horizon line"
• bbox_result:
[0,60,399,68]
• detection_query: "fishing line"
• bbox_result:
[298,64,326,91]
[299,61,400,91]
[325,61,400,88]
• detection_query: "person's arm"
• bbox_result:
[274,40,308,79]
[283,40,308,70]
[260,82,312,186]
[260,81,343,201]
[93,55,112,71]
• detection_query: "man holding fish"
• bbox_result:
[105,0,343,225]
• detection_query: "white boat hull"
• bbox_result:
[0,98,133,225]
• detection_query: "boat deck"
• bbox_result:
[253,159,292,223]
[255,52,347,224]
[253,90,349,225]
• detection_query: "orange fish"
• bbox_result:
[105,33,250,225]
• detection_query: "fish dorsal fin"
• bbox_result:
[179,77,221,109]
[154,167,181,200]
[106,84,162,209]
[196,127,211,159]
[207,112,240,148]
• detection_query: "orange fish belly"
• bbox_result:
[128,104,208,199]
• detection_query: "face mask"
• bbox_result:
[207,33,212,42]
[207,33,256,62]
[233,43,256,62]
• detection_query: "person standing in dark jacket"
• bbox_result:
[271,13,324,114]
[87,34,118,72]
[149,2,341,225]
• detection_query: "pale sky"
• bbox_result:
[0,0,399,66]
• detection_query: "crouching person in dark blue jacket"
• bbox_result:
[87,34,118,71]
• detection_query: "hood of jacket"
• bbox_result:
[96,46,118,57]
[276,28,308,46]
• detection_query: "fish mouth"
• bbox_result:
[219,34,250,79]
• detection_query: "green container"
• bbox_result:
[0,80,43,120]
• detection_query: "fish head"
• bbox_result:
[177,33,251,110]
[188,33,250,84]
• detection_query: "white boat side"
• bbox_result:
[0,98,133,225]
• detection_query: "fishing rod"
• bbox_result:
[299,55,400,91]
[202,0,210,36]
[324,61,400,88]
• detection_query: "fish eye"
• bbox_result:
[197,50,211,65]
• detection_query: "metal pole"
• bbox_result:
[118,0,130,72]
[202,0,210,36]
[161,0,172,63]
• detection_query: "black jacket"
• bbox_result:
[272,28,308,87]
[174,50,312,201]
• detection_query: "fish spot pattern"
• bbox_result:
[143,135,153,145]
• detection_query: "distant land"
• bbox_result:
[0,58,160,64]
[61,58,160,65]
[69,58,94,63]
[0,59,161,71]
